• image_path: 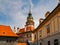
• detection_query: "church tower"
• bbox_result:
[25,10,35,31]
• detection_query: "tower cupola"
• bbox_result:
[26,10,34,26]
[25,10,35,31]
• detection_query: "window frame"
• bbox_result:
[54,39,59,45]
[46,24,50,34]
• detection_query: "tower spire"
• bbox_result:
[28,9,32,17]
[28,0,32,17]
[25,9,34,27]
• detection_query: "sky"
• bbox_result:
[0,0,59,30]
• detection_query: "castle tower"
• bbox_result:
[25,10,35,31]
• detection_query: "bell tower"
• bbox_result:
[25,10,34,31]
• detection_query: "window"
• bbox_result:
[9,40,11,42]
[39,30,42,37]
[35,34,36,39]
[46,24,50,34]
[48,41,50,45]
[6,40,12,42]
[29,34,31,37]
[27,34,28,38]
[3,32,5,34]
[54,39,59,45]
[6,40,8,42]
[28,34,31,37]
[27,34,31,38]
[40,43,42,45]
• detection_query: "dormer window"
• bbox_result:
[3,32,5,34]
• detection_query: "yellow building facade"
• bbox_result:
[35,3,60,45]
[38,3,60,39]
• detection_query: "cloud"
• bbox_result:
[0,0,26,29]
[0,0,58,30]
[31,0,58,28]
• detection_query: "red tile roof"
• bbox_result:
[17,43,27,45]
[19,26,35,33]
[19,28,25,33]
[0,25,18,37]
[26,26,34,31]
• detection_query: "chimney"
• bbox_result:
[45,11,50,18]
[14,26,16,33]
[39,18,44,24]
[17,27,19,33]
